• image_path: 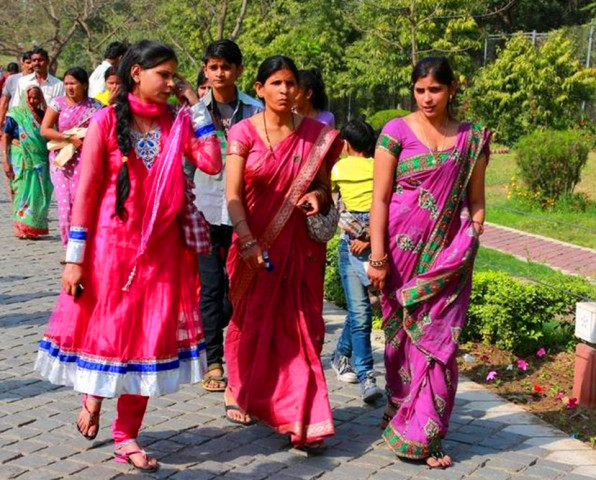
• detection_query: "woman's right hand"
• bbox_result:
[69,136,83,149]
[241,243,266,270]
[368,262,389,290]
[62,263,83,297]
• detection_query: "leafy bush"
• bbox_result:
[515,129,589,200]
[368,109,410,132]
[463,32,596,145]
[462,270,591,355]
[324,234,346,308]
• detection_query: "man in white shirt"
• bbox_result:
[13,47,64,106]
[0,51,33,128]
[88,41,128,98]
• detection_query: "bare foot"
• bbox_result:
[224,387,253,425]
[115,441,159,471]
[426,452,452,469]
[76,395,102,439]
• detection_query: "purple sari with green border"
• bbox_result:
[377,117,490,459]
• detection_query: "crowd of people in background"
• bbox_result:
[0,38,489,472]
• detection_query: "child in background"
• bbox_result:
[197,70,209,99]
[331,119,383,404]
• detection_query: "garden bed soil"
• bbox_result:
[457,342,596,450]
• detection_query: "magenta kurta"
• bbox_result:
[35,101,222,397]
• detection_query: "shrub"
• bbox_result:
[515,129,590,200]
[462,270,591,355]
[368,108,410,132]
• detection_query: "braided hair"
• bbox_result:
[112,40,177,221]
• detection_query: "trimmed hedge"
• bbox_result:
[368,109,410,132]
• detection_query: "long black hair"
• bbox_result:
[256,55,299,88]
[113,40,177,221]
[298,68,328,111]
[64,67,90,96]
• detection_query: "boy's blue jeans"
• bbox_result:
[335,236,374,382]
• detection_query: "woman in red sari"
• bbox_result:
[224,56,343,451]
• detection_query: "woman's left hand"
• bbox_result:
[174,74,199,106]
[297,191,321,217]
[70,136,83,149]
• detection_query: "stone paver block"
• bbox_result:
[545,450,596,467]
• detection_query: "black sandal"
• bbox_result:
[76,395,101,441]
[427,448,451,469]
[224,404,256,426]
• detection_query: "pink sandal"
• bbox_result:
[114,449,159,472]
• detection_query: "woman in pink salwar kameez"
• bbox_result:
[225,56,342,452]
[369,57,490,469]
[34,41,221,471]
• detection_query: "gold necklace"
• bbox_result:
[418,112,448,161]
[133,116,157,141]
[263,112,295,160]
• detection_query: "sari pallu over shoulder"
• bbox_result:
[381,123,490,366]
[228,120,340,306]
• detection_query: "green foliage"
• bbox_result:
[515,129,590,200]
[462,271,590,355]
[368,109,410,131]
[463,32,596,145]
[324,235,346,309]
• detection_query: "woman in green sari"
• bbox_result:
[2,85,52,238]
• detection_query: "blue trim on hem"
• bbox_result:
[38,339,205,375]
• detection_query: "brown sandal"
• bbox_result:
[76,395,101,440]
[201,363,227,392]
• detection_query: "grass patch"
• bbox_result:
[476,246,596,300]
[486,152,596,249]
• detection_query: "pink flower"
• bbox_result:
[567,398,578,409]
[481,354,490,363]
[486,370,497,382]
[536,347,546,358]
[516,359,528,371]
[555,391,565,401]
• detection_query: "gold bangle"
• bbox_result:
[368,253,388,268]
[240,239,257,252]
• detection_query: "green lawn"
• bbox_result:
[476,246,596,298]
[486,152,596,249]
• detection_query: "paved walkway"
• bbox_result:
[1,197,596,480]
[482,223,596,280]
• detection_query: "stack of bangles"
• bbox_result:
[240,237,257,252]
[64,226,88,264]
[368,253,388,268]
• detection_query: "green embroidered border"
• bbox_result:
[397,149,457,177]
[383,424,442,460]
[376,133,402,159]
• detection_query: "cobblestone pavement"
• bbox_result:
[1,195,596,480]
[482,223,596,280]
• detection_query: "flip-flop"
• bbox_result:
[114,449,159,472]
[293,441,327,455]
[224,404,256,426]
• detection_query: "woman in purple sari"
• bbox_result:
[368,57,490,468]
[41,67,102,245]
